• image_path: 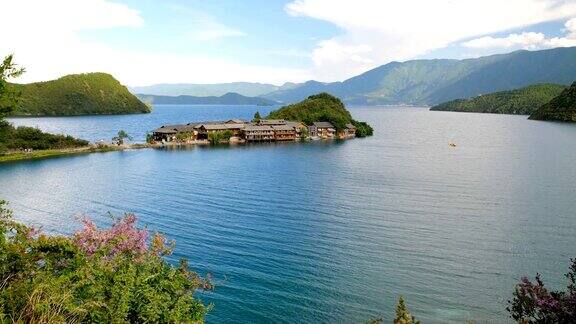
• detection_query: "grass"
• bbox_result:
[0,145,125,163]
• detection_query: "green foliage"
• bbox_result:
[0,58,89,154]
[208,130,233,144]
[112,130,132,146]
[0,55,25,118]
[267,93,373,136]
[529,82,576,121]
[394,296,420,324]
[8,73,150,116]
[431,84,566,115]
[299,126,309,140]
[253,111,262,122]
[0,122,88,154]
[353,121,373,138]
[0,201,209,323]
[146,132,154,144]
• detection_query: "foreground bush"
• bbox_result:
[507,259,576,323]
[0,201,210,323]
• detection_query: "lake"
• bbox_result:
[3,105,576,323]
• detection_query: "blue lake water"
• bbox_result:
[3,105,576,323]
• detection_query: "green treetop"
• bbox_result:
[0,54,25,119]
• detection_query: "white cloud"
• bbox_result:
[189,26,246,41]
[168,4,246,41]
[0,0,310,86]
[462,18,576,50]
[286,0,576,81]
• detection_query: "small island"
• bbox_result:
[151,93,373,144]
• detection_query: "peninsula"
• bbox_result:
[529,82,576,121]
[430,84,566,115]
[151,93,373,144]
[8,73,150,116]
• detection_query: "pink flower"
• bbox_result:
[73,214,148,258]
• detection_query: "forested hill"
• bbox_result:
[9,73,150,116]
[529,82,576,122]
[137,92,277,106]
[430,84,566,115]
[262,47,576,106]
[267,92,373,137]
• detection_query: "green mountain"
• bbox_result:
[529,82,576,122]
[137,92,277,106]
[9,73,150,116]
[267,92,373,137]
[130,82,295,97]
[430,84,566,115]
[263,47,576,106]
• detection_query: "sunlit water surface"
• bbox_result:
[3,105,576,323]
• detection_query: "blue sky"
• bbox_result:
[2,0,576,86]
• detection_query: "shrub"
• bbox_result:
[0,200,210,323]
[507,258,576,323]
[0,123,88,153]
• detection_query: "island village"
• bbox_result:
[151,118,357,144]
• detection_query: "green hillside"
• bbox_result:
[529,82,576,121]
[430,84,566,115]
[9,73,150,116]
[267,93,373,137]
[263,47,576,105]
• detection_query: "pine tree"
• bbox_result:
[394,296,420,324]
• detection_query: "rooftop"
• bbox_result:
[313,121,335,128]
[258,119,286,125]
[244,125,274,131]
[200,123,245,130]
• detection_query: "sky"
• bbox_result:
[2,0,576,86]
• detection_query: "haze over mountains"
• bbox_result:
[130,47,576,107]
[130,82,297,98]
[136,93,277,106]
[263,47,576,105]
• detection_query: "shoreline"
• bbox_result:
[0,136,342,164]
[0,144,150,164]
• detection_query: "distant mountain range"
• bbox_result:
[430,84,566,115]
[130,82,297,97]
[130,47,576,107]
[136,92,277,106]
[261,47,576,106]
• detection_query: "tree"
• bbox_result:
[253,111,261,122]
[394,296,420,324]
[507,258,576,323]
[299,126,309,140]
[112,130,132,146]
[145,132,154,144]
[0,54,25,119]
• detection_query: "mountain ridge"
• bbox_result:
[262,47,576,106]
[137,92,277,106]
[130,82,296,97]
